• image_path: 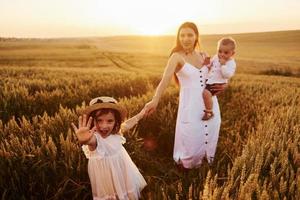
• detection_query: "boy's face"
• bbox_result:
[218,44,235,61]
[94,111,116,137]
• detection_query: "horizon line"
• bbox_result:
[1,29,299,40]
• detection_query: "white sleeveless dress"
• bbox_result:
[174,62,221,168]
[82,133,147,200]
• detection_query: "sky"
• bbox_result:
[0,0,300,38]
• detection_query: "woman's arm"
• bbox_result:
[144,53,180,116]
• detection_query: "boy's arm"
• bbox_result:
[207,62,213,72]
[121,109,145,133]
[207,55,218,72]
[221,60,236,79]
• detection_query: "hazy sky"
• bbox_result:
[1,0,299,38]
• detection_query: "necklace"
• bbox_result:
[184,49,195,55]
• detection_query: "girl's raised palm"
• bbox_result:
[71,115,96,144]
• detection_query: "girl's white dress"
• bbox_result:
[174,63,221,168]
[82,133,147,200]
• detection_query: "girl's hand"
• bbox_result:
[144,99,159,117]
[120,107,147,133]
[209,83,228,96]
[137,107,147,120]
[71,115,96,144]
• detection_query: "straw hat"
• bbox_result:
[80,96,127,121]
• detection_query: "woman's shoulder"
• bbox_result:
[169,52,185,65]
[170,51,183,59]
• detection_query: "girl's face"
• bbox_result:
[94,111,116,138]
[179,27,197,51]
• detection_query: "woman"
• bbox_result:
[143,22,226,168]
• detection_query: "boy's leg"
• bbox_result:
[203,88,213,111]
[202,88,214,120]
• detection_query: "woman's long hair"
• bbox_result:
[170,22,201,85]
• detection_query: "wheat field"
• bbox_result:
[0,30,299,199]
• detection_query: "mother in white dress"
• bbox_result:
[143,22,227,169]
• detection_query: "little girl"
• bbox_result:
[71,96,147,200]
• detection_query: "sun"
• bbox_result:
[83,0,220,36]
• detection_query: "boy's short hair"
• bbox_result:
[218,37,236,50]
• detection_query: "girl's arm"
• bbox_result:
[144,53,180,116]
[121,108,146,133]
[71,115,97,151]
[84,133,97,151]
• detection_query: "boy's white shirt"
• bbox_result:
[206,55,236,84]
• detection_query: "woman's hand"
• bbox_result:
[71,114,96,145]
[210,83,228,96]
[143,99,159,117]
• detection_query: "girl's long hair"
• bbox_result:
[170,22,201,85]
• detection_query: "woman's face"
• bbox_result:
[179,27,197,51]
